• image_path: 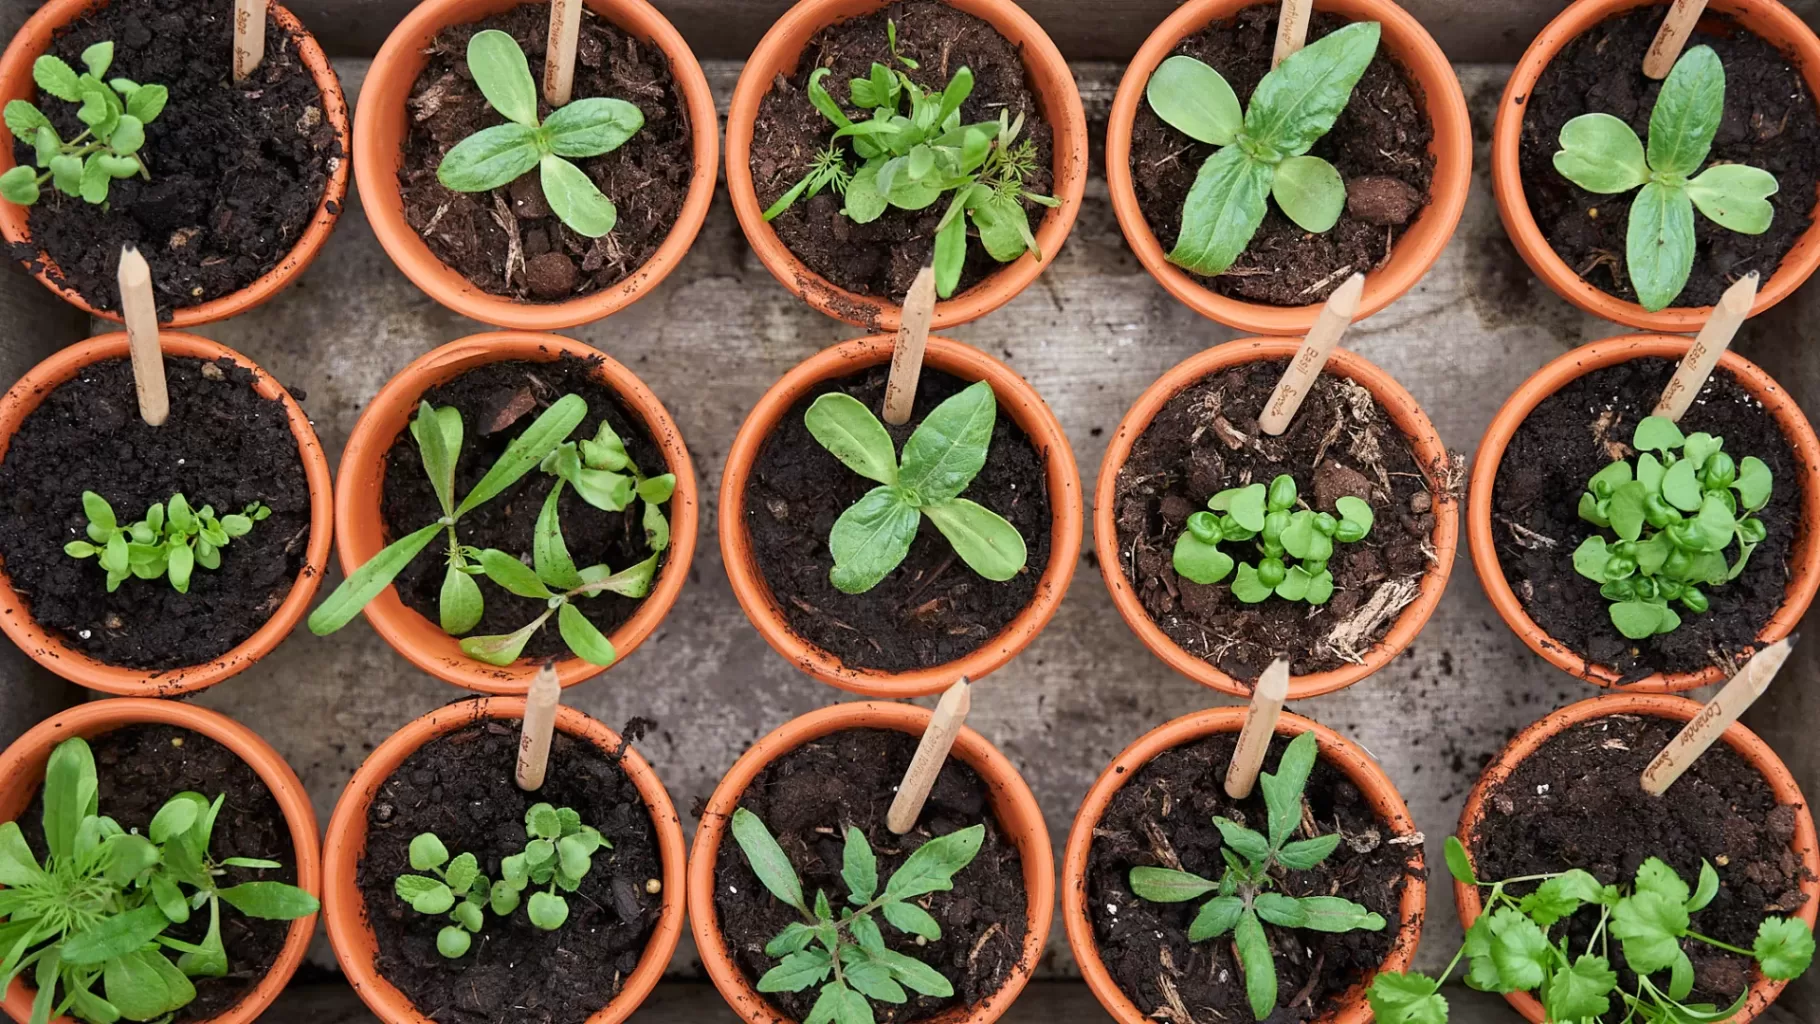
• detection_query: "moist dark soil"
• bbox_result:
[12,0,339,321]
[380,355,667,662]
[1469,713,1813,1006]
[399,4,694,302]
[1490,358,1800,682]
[0,356,312,672]
[1112,361,1443,684]
[713,728,1029,1023]
[21,724,299,1023]
[1518,8,1820,308]
[742,366,1051,674]
[1129,8,1436,306]
[1087,733,1416,1024]
[356,717,664,1024]
[749,1,1056,309]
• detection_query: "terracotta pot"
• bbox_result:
[0,698,321,1024]
[1105,0,1471,336]
[1095,339,1458,699]
[355,0,717,330]
[0,0,348,326]
[1491,0,1820,330]
[1468,335,1820,691]
[725,0,1089,331]
[322,697,686,1024]
[688,700,1053,1024]
[1455,693,1820,1024]
[1064,707,1426,1024]
[332,331,697,693]
[719,335,1082,697]
[0,333,333,695]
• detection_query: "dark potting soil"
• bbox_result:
[1490,358,1800,682]
[380,355,667,662]
[20,725,299,1023]
[1128,7,1436,307]
[12,0,339,321]
[0,356,312,671]
[742,366,1051,674]
[712,728,1029,1023]
[356,718,664,1024]
[399,4,694,302]
[749,1,1057,309]
[1469,713,1813,1006]
[1517,8,1820,309]
[1086,733,1416,1024]
[1112,361,1442,683]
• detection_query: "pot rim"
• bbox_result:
[353,0,719,330]
[723,0,1089,331]
[330,331,698,693]
[1466,334,1820,690]
[717,334,1083,697]
[1093,338,1459,698]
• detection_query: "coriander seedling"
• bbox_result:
[65,491,270,594]
[0,42,167,207]
[1171,474,1373,605]
[1552,46,1778,312]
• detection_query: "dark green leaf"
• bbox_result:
[1243,22,1381,156]
[845,959,907,1004]
[828,486,920,594]
[1648,45,1724,178]
[1253,891,1306,928]
[543,97,643,158]
[104,948,192,1021]
[1128,867,1219,903]
[1260,730,1318,849]
[1214,817,1271,865]
[881,900,941,940]
[1295,895,1386,933]
[1234,909,1277,1020]
[731,808,805,912]
[43,736,97,862]
[61,904,171,965]
[1275,834,1342,871]
[883,825,984,901]
[898,381,996,504]
[437,121,541,191]
[841,827,877,903]
[872,948,953,997]
[1166,144,1271,276]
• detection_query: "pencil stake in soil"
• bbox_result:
[117,244,168,427]
[233,0,266,81]
[542,0,582,107]
[1272,0,1313,67]
[1654,272,1758,422]
[1259,272,1363,436]
[1224,658,1290,799]
[887,676,971,834]
[1641,635,1795,796]
[1643,0,1709,80]
[516,659,560,791]
[883,265,937,426]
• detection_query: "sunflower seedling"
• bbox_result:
[1172,474,1372,605]
[0,42,167,207]
[65,491,270,594]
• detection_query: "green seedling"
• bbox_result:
[436,30,644,238]
[1571,415,1772,639]
[0,737,318,1024]
[730,807,983,1024]
[1143,22,1380,277]
[1369,836,1815,1024]
[1552,46,1778,312]
[65,491,270,594]
[804,380,1027,595]
[0,42,167,207]
[1172,473,1372,605]
[1126,731,1386,1020]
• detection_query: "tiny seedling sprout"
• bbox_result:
[65,491,271,594]
[1,42,167,207]
[1171,474,1373,605]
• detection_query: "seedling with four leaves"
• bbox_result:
[1,42,167,207]
[1172,473,1373,605]
[65,491,270,594]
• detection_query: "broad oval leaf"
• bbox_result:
[541,154,618,237]
[3,99,50,141]
[43,735,97,862]
[805,392,898,485]
[437,121,541,192]
[924,498,1026,582]
[557,602,618,667]
[828,486,920,594]
[440,561,484,634]
[543,97,644,158]
[1173,532,1234,585]
[0,165,37,206]
[1686,163,1777,235]
[32,55,82,102]
[730,807,805,912]
[1648,45,1724,178]
[1167,144,1272,276]
[898,380,997,504]
[527,890,570,929]
[61,903,171,965]
[1553,113,1648,194]
[1271,154,1345,233]
[843,159,889,223]
[149,797,198,844]
[1187,894,1246,941]
[1146,55,1242,146]
[104,948,192,1021]
[1626,179,1696,312]
[1127,866,1219,903]
[468,30,539,126]
[1243,21,1382,156]
[970,190,1033,263]
[883,824,984,901]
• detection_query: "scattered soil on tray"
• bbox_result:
[380,355,668,662]
[0,356,312,671]
[21,724,299,1023]
[1087,732,1416,1023]
[13,0,339,321]
[1469,713,1813,1006]
[399,4,694,302]
[1517,7,1820,309]
[1112,361,1442,684]
[356,718,664,1024]
[741,365,1051,674]
[1129,7,1436,306]
[713,728,1029,1023]
[749,0,1056,306]
[1490,358,1799,682]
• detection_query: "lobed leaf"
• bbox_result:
[883,825,984,901]
[1686,163,1777,234]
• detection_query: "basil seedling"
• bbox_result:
[65,491,270,594]
[1552,46,1778,312]
[804,381,1027,594]
[435,30,644,238]
[1172,474,1372,605]
[0,42,167,207]
[1143,22,1380,277]
[730,808,983,1023]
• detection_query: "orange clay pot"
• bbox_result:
[1468,335,1820,691]
[719,335,1082,698]
[1095,339,1458,699]
[689,700,1053,1024]
[331,332,696,693]
[0,333,333,695]
[0,698,321,1024]
[1105,0,1471,336]
[322,697,686,1024]
[1455,693,1820,1024]
[355,0,717,330]
[0,0,348,326]
[1491,0,1820,331]
[1064,707,1426,1024]
[725,0,1089,332]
